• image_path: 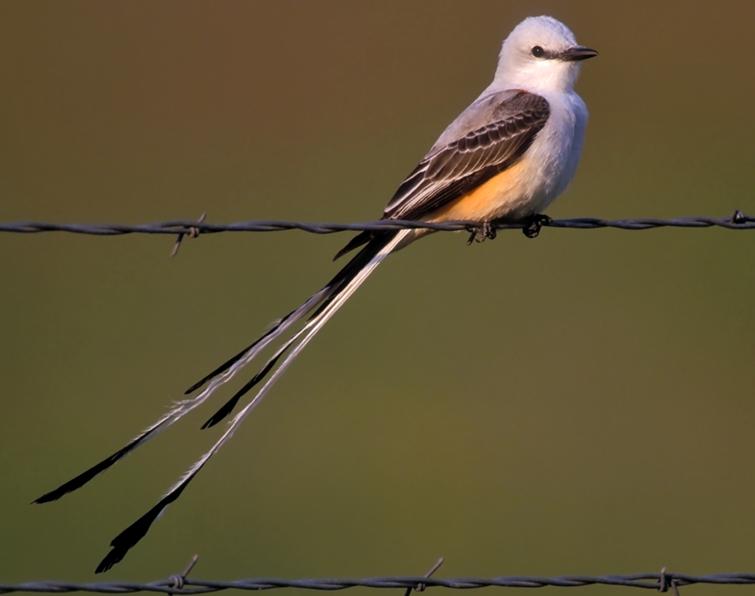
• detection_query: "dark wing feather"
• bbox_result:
[383,90,550,220]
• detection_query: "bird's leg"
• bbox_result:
[466,221,497,244]
[521,213,552,239]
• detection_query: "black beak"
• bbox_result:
[560,46,599,62]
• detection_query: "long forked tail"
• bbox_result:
[94,230,409,573]
[35,228,410,572]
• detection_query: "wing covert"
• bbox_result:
[383,90,550,220]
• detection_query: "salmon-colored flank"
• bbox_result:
[426,159,529,222]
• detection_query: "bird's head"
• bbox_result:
[495,16,597,93]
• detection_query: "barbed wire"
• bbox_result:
[0,211,753,239]
[5,569,755,594]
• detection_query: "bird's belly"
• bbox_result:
[426,159,535,223]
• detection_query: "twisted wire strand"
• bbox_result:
[4,572,755,594]
[0,212,753,237]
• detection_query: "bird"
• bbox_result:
[34,15,597,572]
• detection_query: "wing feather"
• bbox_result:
[383,90,549,220]
[333,90,549,261]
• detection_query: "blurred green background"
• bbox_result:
[1,1,754,593]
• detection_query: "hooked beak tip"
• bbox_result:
[561,46,599,62]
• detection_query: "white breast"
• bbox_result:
[519,90,588,215]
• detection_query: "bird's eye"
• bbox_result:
[531,46,545,58]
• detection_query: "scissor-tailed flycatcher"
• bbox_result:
[35,15,597,572]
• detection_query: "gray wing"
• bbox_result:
[383,89,550,220]
[333,89,549,260]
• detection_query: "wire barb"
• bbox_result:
[0,211,753,239]
[658,567,681,596]
[171,213,206,257]
[168,554,199,593]
[659,567,670,593]
[404,557,445,596]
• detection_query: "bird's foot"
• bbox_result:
[467,221,497,244]
[521,214,552,239]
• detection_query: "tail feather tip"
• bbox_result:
[95,550,122,574]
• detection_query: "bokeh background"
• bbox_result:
[1,1,754,593]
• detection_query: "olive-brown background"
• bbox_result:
[1,1,754,594]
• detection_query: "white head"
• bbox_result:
[494,16,597,94]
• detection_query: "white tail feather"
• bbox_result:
[165,230,410,496]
